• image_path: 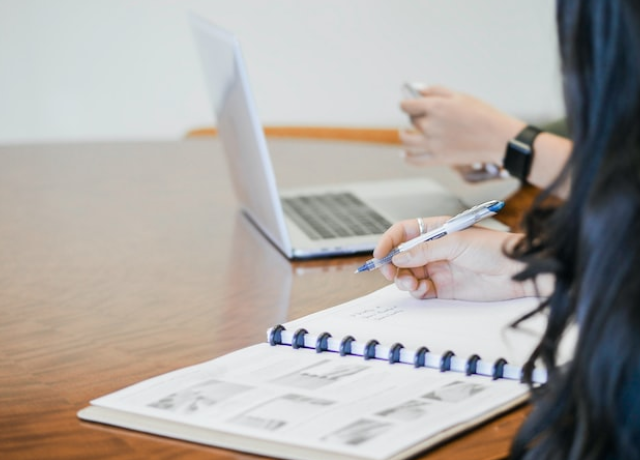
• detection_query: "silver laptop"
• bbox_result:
[189,14,466,259]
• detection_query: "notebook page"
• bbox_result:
[84,343,529,460]
[279,285,553,370]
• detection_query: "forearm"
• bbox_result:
[480,121,572,198]
[527,132,572,198]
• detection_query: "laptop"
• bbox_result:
[189,14,467,259]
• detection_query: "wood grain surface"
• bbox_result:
[0,136,538,460]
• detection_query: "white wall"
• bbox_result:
[0,0,563,144]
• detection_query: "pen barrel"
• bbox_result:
[445,209,494,233]
[377,247,400,266]
[397,228,446,253]
[356,200,502,274]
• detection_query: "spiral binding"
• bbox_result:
[465,354,481,376]
[492,358,508,380]
[388,343,404,364]
[315,332,331,353]
[267,324,516,381]
[364,339,379,360]
[440,351,455,372]
[339,336,355,356]
[269,324,285,346]
[292,328,308,349]
[413,346,429,368]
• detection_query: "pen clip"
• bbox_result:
[446,200,501,223]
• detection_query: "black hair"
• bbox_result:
[509,0,640,458]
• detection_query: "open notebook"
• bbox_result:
[189,13,515,259]
[78,285,576,460]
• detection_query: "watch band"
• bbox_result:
[503,125,542,181]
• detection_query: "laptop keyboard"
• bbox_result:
[281,192,392,240]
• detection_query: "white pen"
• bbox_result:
[354,200,505,273]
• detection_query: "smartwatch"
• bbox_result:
[503,125,542,182]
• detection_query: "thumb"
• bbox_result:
[421,85,454,98]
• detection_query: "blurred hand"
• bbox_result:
[399,85,526,167]
[374,216,533,301]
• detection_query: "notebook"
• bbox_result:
[78,285,575,460]
[189,14,476,259]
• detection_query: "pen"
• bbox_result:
[355,200,505,273]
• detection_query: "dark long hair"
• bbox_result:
[509,0,640,458]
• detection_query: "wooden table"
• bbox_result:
[0,137,535,459]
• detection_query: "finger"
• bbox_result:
[392,230,459,268]
[372,226,402,259]
[399,99,428,117]
[379,263,397,281]
[400,86,453,115]
[394,272,418,292]
[410,278,437,299]
[394,266,426,291]
[419,215,451,233]
[399,130,428,148]
[398,131,433,163]
[374,216,450,276]
[421,85,454,98]
[373,220,419,259]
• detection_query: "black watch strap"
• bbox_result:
[503,125,542,181]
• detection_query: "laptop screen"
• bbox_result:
[189,13,293,257]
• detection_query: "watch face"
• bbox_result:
[509,138,533,155]
[505,141,533,181]
[504,126,541,181]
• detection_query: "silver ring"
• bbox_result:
[417,217,426,235]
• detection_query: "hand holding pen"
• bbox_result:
[355,200,505,273]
